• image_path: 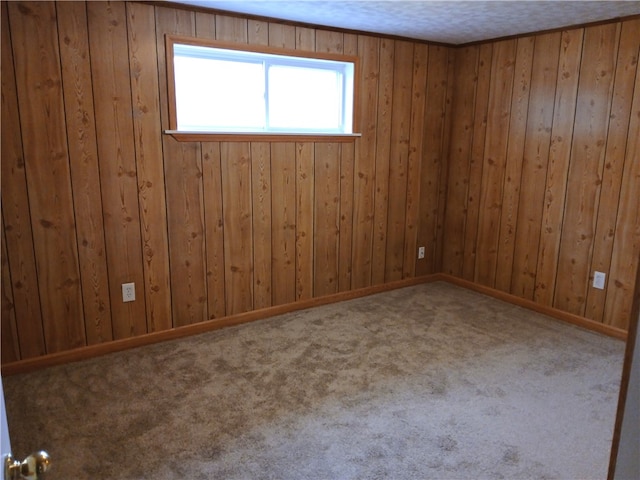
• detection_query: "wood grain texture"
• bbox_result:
[384,41,414,282]
[442,46,480,277]
[251,142,273,309]
[221,142,254,315]
[534,28,584,306]
[554,23,619,315]
[57,2,113,345]
[494,37,534,292]
[352,35,380,288]
[417,45,450,276]
[127,1,172,333]
[586,18,640,322]
[510,32,561,299]
[10,1,86,352]
[295,142,315,300]
[371,37,396,286]
[1,218,20,364]
[1,3,46,359]
[462,43,493,281]
[88,1,147,339]
[474,39,517,287]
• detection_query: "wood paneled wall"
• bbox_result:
[443,18,640,330]
[1,1,452,362]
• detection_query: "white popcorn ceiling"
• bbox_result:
[174,0,640,45]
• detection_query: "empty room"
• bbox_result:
[1,1,639,478]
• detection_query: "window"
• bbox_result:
[165,36,359,141]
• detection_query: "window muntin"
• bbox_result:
[167,37,357,137]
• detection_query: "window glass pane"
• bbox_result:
[174,56,265,131]
[268,65,343,131]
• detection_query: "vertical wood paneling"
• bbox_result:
[474,39,517,287]
[385,41,414,282]
[127,2,172,333]
[461,44,493,281]
[403,43,428,278]
[442,46,480,276]
[510,32,561,299]
[535,28,584,305]
[494,37,534,292]
[417,45,450,276]
[554,23,619,315]
[604,39,640,329]
[10,1,86,352]
[295,143,315,300]
[370,39,397,286]
[251,142,272,309]
[156,6,207,327]
[1,3,46,359]
[1,218,20,364]
[586,18,640,322]
[338,34,358,291]
[271,143,297,305]
[201,142,226,318]
[89,1,147,339]
[314,143,341,296]
[352,35,379,288]
[221,143,254,314]
[57,2,113,345]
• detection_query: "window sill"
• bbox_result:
[164,130,362,143]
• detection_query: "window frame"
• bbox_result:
[165,35,361,142]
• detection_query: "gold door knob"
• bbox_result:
[4,451,51,480]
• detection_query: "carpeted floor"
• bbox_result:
[3,281,625,479]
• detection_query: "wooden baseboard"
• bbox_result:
[2,273,626,376]
[435,273,628,341]
[1,275,440,376]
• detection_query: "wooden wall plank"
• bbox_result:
[251,142,272,309]
[89,0,148,339]
[603,34,640,329]
[403,43,428,278]
[554,23,619,315]
[10,1,86,352]
[586,18,640,322]
[0,3,46,359]
[221,143,254,315]
[127,2,172,333]
[417,45,450,276]
[461,43,493,281]
[370,38,395,285]
[201,142,226,319]
[442,46,479,276]
[384,40,414,282]
[338,33,358,291]
[57,2,113,345]
[271,143,297,305]
[1,218,20,364]
[194,10,215,39]
[215,14,248,43]
[155,6,207,327]
[352,35,380,288]
[474,39,517,287]
[295,143,315,300]
[534,28,584,306]
[314,143,341,296]
[494,37,534,292]
[510,32,561,299]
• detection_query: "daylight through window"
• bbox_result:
[167,37,357,137]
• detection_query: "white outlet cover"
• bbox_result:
[593,272,606,290]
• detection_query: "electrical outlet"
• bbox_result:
[418,246,425,259]
[593,271,606,290]
[122,282,135,302]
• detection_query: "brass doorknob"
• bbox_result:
[4,451,51,480]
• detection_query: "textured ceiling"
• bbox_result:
[172,0,640,45]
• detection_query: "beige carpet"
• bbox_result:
[3,281,625,479]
